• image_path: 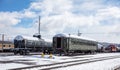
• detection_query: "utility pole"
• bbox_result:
[38,16,44,56]
[38,16,41,39]
[2,34,4,52]
[33,16,41,39]
[39,16,40,35]
[33,16,44,56]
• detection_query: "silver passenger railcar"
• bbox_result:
[53,34,98,55]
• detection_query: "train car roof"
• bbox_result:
[54,33,97,42]
[14,35,39,41]
[44,38,52,42]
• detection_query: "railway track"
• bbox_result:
[9,55,120,70]
[0,59,35,65]
[0,52,14,56]
[0,52,43,56]
[114,66,120,70]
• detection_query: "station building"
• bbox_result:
[0,41,14,52]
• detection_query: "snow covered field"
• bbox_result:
[0,53,120,70]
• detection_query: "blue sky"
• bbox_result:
[0,0,34,28]
[0,0,120,43]
[0,0,32,11]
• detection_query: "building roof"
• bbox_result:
[0,41,13,44]
[54,33,97,42]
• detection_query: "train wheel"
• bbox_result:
[25,50,29,55]
[14,51,18,55]
[20,51,23,55]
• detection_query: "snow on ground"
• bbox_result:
[55,58,120,70]
[1,63,29,70]
[0,53,120,70]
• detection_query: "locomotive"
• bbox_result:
[13,35,52,55]
[53,34,98,55]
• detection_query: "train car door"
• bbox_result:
[53,37,62,49]
[56,37,62,49]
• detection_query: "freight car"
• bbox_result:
[53,34,98,55]
[13,35,52,55]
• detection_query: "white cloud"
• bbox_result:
[79,1,103,11]
[30,0,73,16]
[96,7,120,19]
[0,12,21,27]
[21,10,37,18]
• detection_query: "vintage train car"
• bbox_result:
[53,34,98,55]
[105,44,118,52]
[14,35,52,55]
[0,41,14,52]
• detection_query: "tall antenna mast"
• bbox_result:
[38,16,41,39]
[33,16,41,39]
[39,16,40,35]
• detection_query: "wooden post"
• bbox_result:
[2,34,4,52]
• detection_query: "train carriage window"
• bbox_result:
[9,45,11,47]
[3,45,5,47]
[63,38,67,47]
